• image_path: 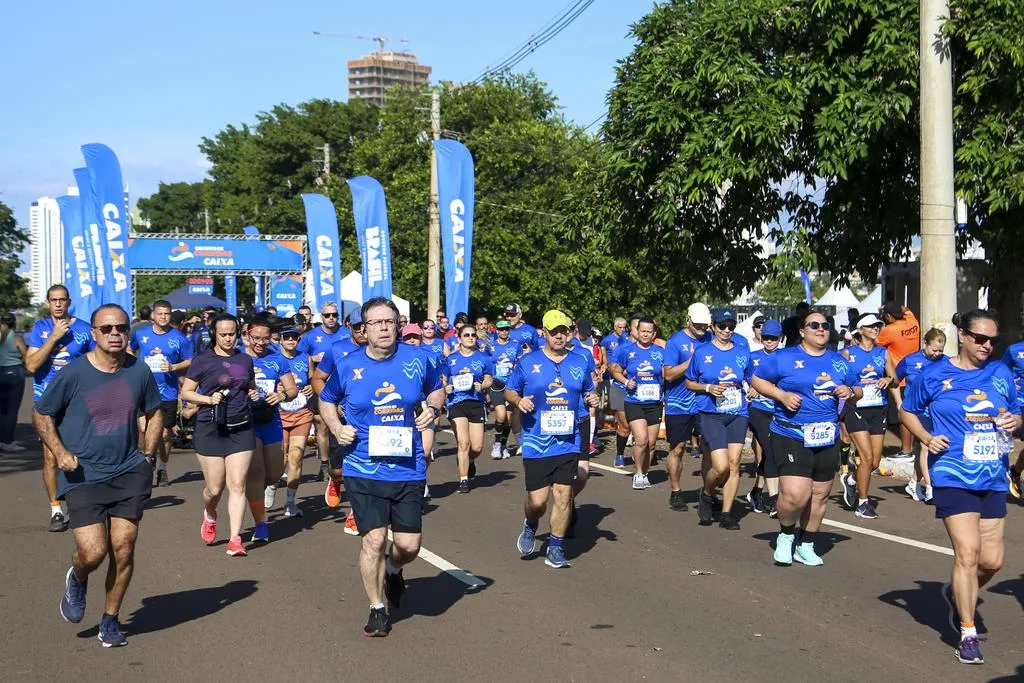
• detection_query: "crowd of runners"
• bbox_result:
[3,281,1021,665]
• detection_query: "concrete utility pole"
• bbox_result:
[919,0,958,351]
[427,89,441,318]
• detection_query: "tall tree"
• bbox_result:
[0,200,30,312]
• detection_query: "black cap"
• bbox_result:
[170,310,187,325]
[504,303,522,315]
[752,315,765,326]
[576,316,592,337]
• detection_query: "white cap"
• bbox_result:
[857,313,883,327]
[687,303,712,325]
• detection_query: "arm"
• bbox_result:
[899,407,948,454]
[32,411,79,471]
[663,359,692,383]
[686,377,725,398]
[503,387,535,413]
[478,373,493,392]
[608,362,632,388]
[142,404,163,458]
[180,377,222,406]
[886,353,902,408]
[311,367,329,396]
[13,334,27,360]
[265,372,298,405]
[24,334,64,373]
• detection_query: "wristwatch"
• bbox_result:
[428,405,442,418]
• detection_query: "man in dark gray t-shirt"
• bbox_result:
[33,304,163,648]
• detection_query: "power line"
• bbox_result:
[476,200,564,218]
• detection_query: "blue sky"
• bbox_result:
[0,0,651,269]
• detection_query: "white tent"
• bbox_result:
[303,270,411,319]
[736,309,763,346]
[857,285,882,313]
[815,282,861,308]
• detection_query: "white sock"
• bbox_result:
[960,624,977,639]
[204,509,216,522]
[286,489,296,504]
[156,461,167,472]
[370,602,385,610]
[858,498,868,507]
[50,504,62,516]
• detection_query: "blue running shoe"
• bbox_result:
[544,546,571,569]
[59,567,87,623]
[855,501,878,519]
[773,532,795,566]
[614,455,625,467]
[251,521,269,543]
[793,542,824,566]
[517,522,537,557]
[954,636,983,665]
[97,614,127,648]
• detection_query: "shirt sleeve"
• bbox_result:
[297,334,311,356]
[876,324,895,349]
[180,334,194,360]
[506,362,525,395]
[895,357,908,381]
[582,359,596,394]
[140,366,162,413]
[34,365,71,416]
[318,345,336,377]
[129,330,140,352]
[901,370,931,415]
[27,322,43,348]
[320,363,344,404]
[185,351,204,382]
[753,351,780,384]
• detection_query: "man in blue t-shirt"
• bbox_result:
[129,299,193,487]
[505,310,599,569]
[34,303,163,648]
[319,297,445,638]
[25,284,94,533]
[299,301,349,484]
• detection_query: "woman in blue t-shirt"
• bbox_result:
[443,324,493,493]
[900,310,1020,665]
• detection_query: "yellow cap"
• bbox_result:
[542,309,572,331]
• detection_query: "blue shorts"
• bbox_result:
[699,413,749,452]
[933,486,1007,520]
[254,418,283,445]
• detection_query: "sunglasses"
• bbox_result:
[422,325,435,330]
[716,322,736,331]
[282,334,300,340]
[753,323,763,329]
[962,329,999,346]
[322,312,339,319]
[804,321,831,331]
[95,324,130,334]
[462,333,477,339]
[761,335,780,342]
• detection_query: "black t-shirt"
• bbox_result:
[185,348,255,423]
[35,354,161,497]
[781,315,802,347]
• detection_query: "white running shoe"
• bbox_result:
[264,485,276,511]
[641,473,652,489]
[491,442,502,459]
[501,446,511,459]
[904,480,923,502]
[284,503,303,517]
[632,473,645,490]
[626,434,635,447]
[923,485,933,503]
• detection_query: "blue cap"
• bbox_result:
[761,320,783,337]
[712,308,737,324]
[348,308,363,325]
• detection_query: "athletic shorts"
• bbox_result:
[844,405,886,436]
[487,387,509,408]
[282,416,313,441]
[770,432,840,482]
[608,383,626,412]
[280,406,313,432]
[194,420,256,456]
[699,413,749,452]
[666,413,699,448]
[159,400,178,429]
[447,400,486,423]
[747,407,777,478]
[523,454,577,491]
[64,460,153,529]
[254,418,284,445]
[933,486,1007,520]
[344,476,425,534]
[578,415,591,460]
[625,402,661,426]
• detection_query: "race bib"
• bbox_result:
[540,410,574,435]
[452,373,474,392]
[636,382,661,402]
[716,387,742,412]
[803,421,837,448]
[963,431,998,462]
[858,385,884,407]
[255,378,277,398]
[368,425,413,458]
[496,360,514,380]
[279,392,308,412]
[145,354,167,373]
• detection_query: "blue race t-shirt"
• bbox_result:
[28,318,93,402]
[298,326,348,363]
[1001,341,1024,408]
[278,351,311,413]
[614,341,665,405]
[685,341,751,416]
[509,322,540,354]
[490,339,523,384]
[423,338,446,361]
[664,329,710,415]
[748,349,777,413]
[896,350,946,390]
[903,357,1018,491]
[753,346,858,441]
[191,324,213,352]
[505,349,595,459]
[320,344,442,482]
[444,350,493,407]
[599,332,625,382]
[252,352,291,423]
[843,344,889,409]
[318,338,362,378]
[130,324,194,401]
[568,341,598,421]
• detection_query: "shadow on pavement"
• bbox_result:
[144,495,185,510]
[390,572,493,625]
[986,664,1024,682]
[877,580,989,647]
[0,448,42,476]
[987,573,1024,612]
[115,580,260,636]
[751,530,852,556]
[428,470,517,499]
[568,503,616,560]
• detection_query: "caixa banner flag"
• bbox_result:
[346,176,393,302]
[125,237,304,272]
[82,144,132,312]
[270,275,303,317]
[73,167,109,299]
[56,194,100,315]
[302,193,342,311]
[433,140,474,319]
[187,277,214,296]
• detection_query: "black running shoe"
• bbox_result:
[697,489,714,526]
[155,470,169,487]
[363,607,391,637]
[316,462,328,482]
[384,564,406,610]
[49,511,69,533]
[458,479,470,494]
[746,489,764,513]
[719,512,740,531]
[669,490,688,512]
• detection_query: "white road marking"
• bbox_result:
[818,517,954,556]
[387,531,487,587]
[588,461,631,476]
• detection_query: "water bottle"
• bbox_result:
[996,409,1014,457]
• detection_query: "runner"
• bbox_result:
[839,313,892,519]
[298,302,348,484]
[444,313,471,355]
[319,297,445,637]
[685,308,750,530]
[504,303,540,454]
[878,302,921,459]
[751,309,860,567]
[180,313,258,557]
[443,323,494,493]
[129,300,193,487]
[436,309,452,339]
[400,323,438,500]
[601,317,630,465]
[745,320,783,517]
[190,306,218,351]
[609,315,664,490]
[571,317,600,458]
[505,310,599,568]
[663,303,712,511]
[1002,336,1024,497]
[900,309,1020,665]
[413,321,445,499]
[488,319,521,459]
[893,328,948,502]
[0,312,27,453]
[25,284,94,532]
[475,314,493,348]
[276,325,314,517]
[781,302,810,347]
[748,315,766,352]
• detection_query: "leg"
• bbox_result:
[666,442,687,491]
[525,486,551,524]
[390,531,422,570]
[776,475,813,528]
[314,414,330,466]
[848,430,874,500]
[976,517,1005,589]
[71,522,110,580]
[359,527,389,605]
[943,513,983,627]
[899,422,914,454]
[629,419,649,474]
[452,417,471,478]
[549,484,572,537]
[801,479,835,533]
[104,517,141,615]
[159,426,172,465]
[42,444,60,508]
[703,449,730,496]
[246,441,267,525]
[195,453,226,517]
[644,422,660,473]
[720,443,744,513]
[263,441,285,486]
[573,459,590,496]
[468,421,485,463]
[223,450,252,538]
[285,435,305,489]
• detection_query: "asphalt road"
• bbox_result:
[2,385,1022,682]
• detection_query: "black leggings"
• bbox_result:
[748,408,777,478]
[0,366,23,444]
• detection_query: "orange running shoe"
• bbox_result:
[344,511,359,536]
[325,478,342,508]
[201,514,217,545]
[226,535,247,556]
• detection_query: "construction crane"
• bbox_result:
[312,32,409,54]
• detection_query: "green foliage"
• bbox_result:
[0,200,30,312]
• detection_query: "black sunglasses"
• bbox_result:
[282,333,300,340]
[962,329,999,346]
[761,335,780,342]
[95,324,130,334]
[322,312,339,319]
[753,323,763,329]
[804,321,831,331]
[716,322,736,331]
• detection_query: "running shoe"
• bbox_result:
[774,532,795,565]
[942,582,961,637]
[614,455,626,467]
[226,536,247,556]
[458,479,471,494]
[688,446,701,459]
[626,434,634,447]
[264,484,276,511]
[718,512,740,531]
[890,451,916,461]
[324,478,342,508]
[251,521,269,543]
[793,542,824,566]
[905,480,923,502]
[1007,467,1022,499]
[697,489,714,526]
[490,442,502,460]
[200,515,217,545]
[384,563,406,609]
[640,473,651,489]
[669,490,688,512]
[284,503,303,518]
[316,462,328,482]
[155,469,169,487]
[49,511,69,533]
[923,485,933,504]
[855,501,878,519]
[842,473,858,510]
[363,607,390,637]
[747,490,764,513]
[544,546,571,569]
[423,484,431,501]
[954,637,983,665]
[97,614,127,648]
[344,512,359,536]
[766,494,779,519]
[712,493,722,510]
[517,521,538,557]
[631,473,645,490]
[59,567,87,623]
[500,446,512,459]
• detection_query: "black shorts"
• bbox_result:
[159,400,178,429]
[666,413,699,448]
[487,387,509,409]
[344,476,425,534]
[747,407,777,477]
[843,405,886,435]
[578,415,591,459]
[523,454,578,491]
[625,402,661,426]
[933,486,1007,519]
[699,413,749,452]
[194,420,256,456]
[447,400,486,423]
[64,460,153,529]
[770,432,840,482]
